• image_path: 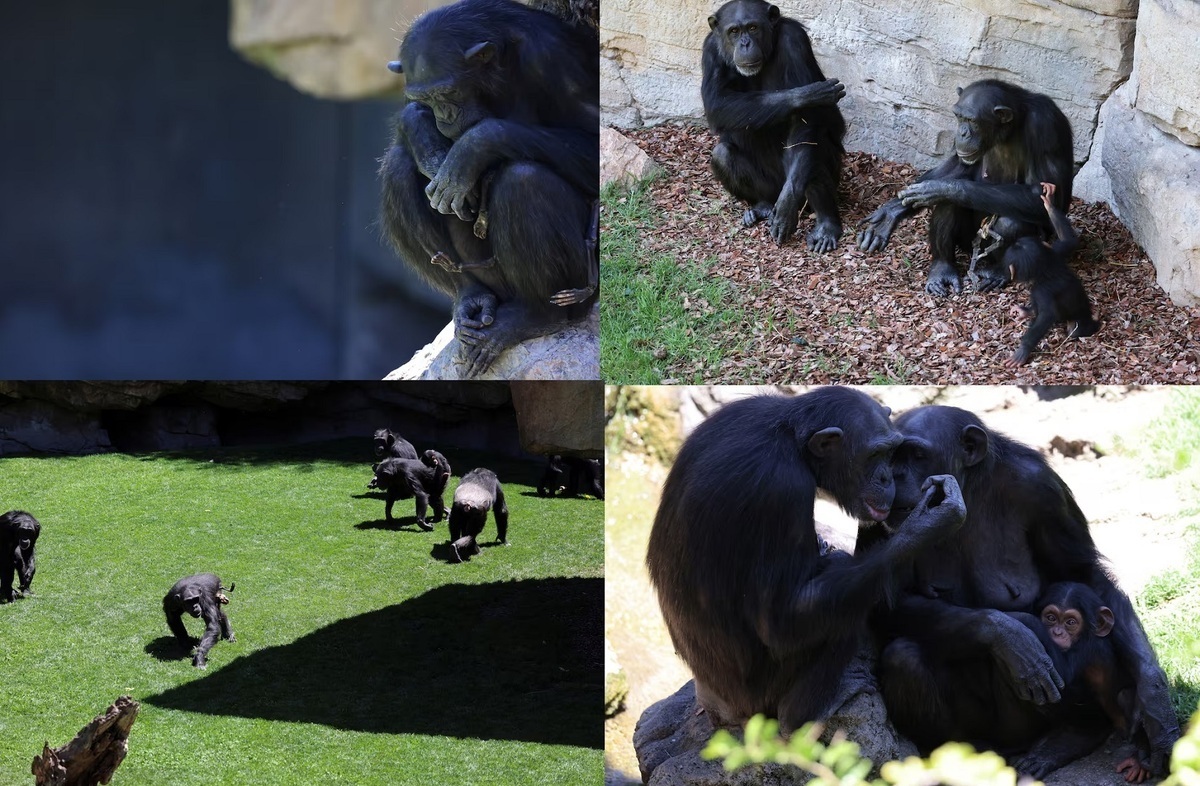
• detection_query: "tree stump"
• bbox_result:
[31,696,140,786]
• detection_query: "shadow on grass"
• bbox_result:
[143,577,603,748]
[354,517,440,532]
[516,490,602,501]
[145,636,192,663]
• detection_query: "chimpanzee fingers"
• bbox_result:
[768,212,797,245]
[806,224,839,253]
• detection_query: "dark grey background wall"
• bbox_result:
[0,1,447,379]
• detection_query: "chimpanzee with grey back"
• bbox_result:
[163,573,236,668]
[0,510,40,603]
[368,449,452,530]
[448,468,509,562]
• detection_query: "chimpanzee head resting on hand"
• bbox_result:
[709,0,781,77]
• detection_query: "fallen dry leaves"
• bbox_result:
[617,123,1200,384]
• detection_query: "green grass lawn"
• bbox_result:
[0,439,603,785]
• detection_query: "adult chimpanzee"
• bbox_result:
[0,510,40,603]
[646,388,965,732]
[867,406,1179,775]
[447,468,509,563]
[368,450,452,530]
[163,573,236,669]
[702,0,846,251]
[373,428,419,461]
[857,80,1074,296]
[379,0,600,376]
[1004,182,1100,366]
[536,455,604,499]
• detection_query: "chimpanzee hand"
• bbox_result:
[894,474,965,547]
[898,180,959,209]
[856,199,905,253]
[968,262,1010,293]
[769,187,800,245]
[925,259,963,297]
[1132,666,1182,775]
[425,138,484,221]
[453,290,497,345]
[988,612,1063,704]
[788,78,845,110]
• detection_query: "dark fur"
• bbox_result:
[702,0,846,251]
[646,388,964,732]
[368,450,452,529]
[373,428,419,461]
[537,455,604,498]
[0,510,40,603]
[379,0,600,376]
[163,573,235,668]
[448,467,509,562]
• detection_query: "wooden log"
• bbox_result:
[31,696,140,786]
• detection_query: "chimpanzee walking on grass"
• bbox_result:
[163,573,236,669]
[448,468,508,563]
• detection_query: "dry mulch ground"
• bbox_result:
[623,124,1200,384]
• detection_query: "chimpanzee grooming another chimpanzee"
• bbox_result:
[380,0,600,376]
[646,388,965,732]
[1004,182,1100,367]
[536,455,604,499]
[447,468,509,563]
[163,573,236,669]
[702,0,846,251]
[373,428,419,461]
[368,449,452,530]
[1007,582,1151,783]
[858,80,1074,296]
[0,510,40,603]
[866,406,1179,776]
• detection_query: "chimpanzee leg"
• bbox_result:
[430,492,446,523]
[0,550,14,603]
[712,139,784,227]
[16,546,35,595]
[412,486,434,532]
[164,608,192,647]
[925,204,976,297]
[194,613,222,668]
[219,609,236,642]
[385,488,398,522]
[1013,295,1058,366]
[878,638,958,751]
[450,533,478,562]
[804,164,842,254]
[494,487,509,545]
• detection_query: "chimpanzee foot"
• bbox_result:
[743,204,772,227]
[450,543,463,563]
[806,219,841,253]
[925,261,962,297]
[417,519,435,532]
[431,251,496,273]
[549,284,595,307]
[456,307,563,378]
[969,263,1010,293]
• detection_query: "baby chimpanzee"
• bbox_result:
[1004,182,1100,366]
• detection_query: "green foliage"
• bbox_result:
[605,386,681,463]
[600,182,750,384]
[1161,711,1200,786]
[0,441,603,785]
[1121,388,1200,479]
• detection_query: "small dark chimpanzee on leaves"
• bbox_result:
[447,467,509,563]
[1005,581,1151,783]
[869,406,1179,776]
[858,80,1074,297]
[1004,182,1100,367]
[537,455,604,499]
[368,450,452,530]
[162,573,236,669]
[373,428,419,461]
[646,388,965,732]
[702,0,847,251]
[0,510,40,603]
[379,0,600,377]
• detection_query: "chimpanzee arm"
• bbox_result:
[164,603,192,646]
[493,484,509,544]
[764,475,965,651]
[1011,724,1112,779]
[193,599,223,668]
[1044,194,1079,256]
[857,156,974,252]
[15,544,35,593]
[396,101,451,181]
[218,609,235,642]
[702,81,846,133]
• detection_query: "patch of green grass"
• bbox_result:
[600,182,750,383]
[0,440,602,785]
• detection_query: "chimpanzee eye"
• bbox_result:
[1066,619,1077,628]
[747,24,757,32]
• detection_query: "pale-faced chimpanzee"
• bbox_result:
[163,573,236,669]
[447,467,509,563]
[646,388,966,732]
[702,0,846,251]
[1004,182,1100,367]
[536,455,604,499]
[368,450,452,530]
[866,406,1179,775]
[858,80,1074,296]
[379,0,600,377]
[373,428,419,461]
[0,510,40,603]
[1007,582,1151,783]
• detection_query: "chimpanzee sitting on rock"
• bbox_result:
[368,449,452,529]
[163,573,236,669]
[448,468,508,562]
[0,510,40,603]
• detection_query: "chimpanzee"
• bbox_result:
[379,0,600,376]
[1006,582,1151,782]
[536,455,604,499]
[702,0,846,251]
[1004,182,1100,366]
[867,406,1179,775]
[368,450,452,530]
[0,510,40,603]
[858,80,1074,296]
[373,428,419,461]
[447,468,509,563]
[645,388,966,732]
[162,573,236,669]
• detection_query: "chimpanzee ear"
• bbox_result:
[708,14,719,31]
[960,424,988,467]
[386,434,396,447]
[994,105,1014,124]
[387,60,404,74]
[808,427,843,458]
[956,86,963,97]
[1094,606,1115,638]
[464,41,496,65]
[767,4,781,21]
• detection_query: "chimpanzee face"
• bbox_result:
[807,393,902,523]
[887,407,988,526]
[710,0,779,77]
[372,429,391,459]
[398,34,497,141]
[951,85,1015,166]
[1040,603,1084,651]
